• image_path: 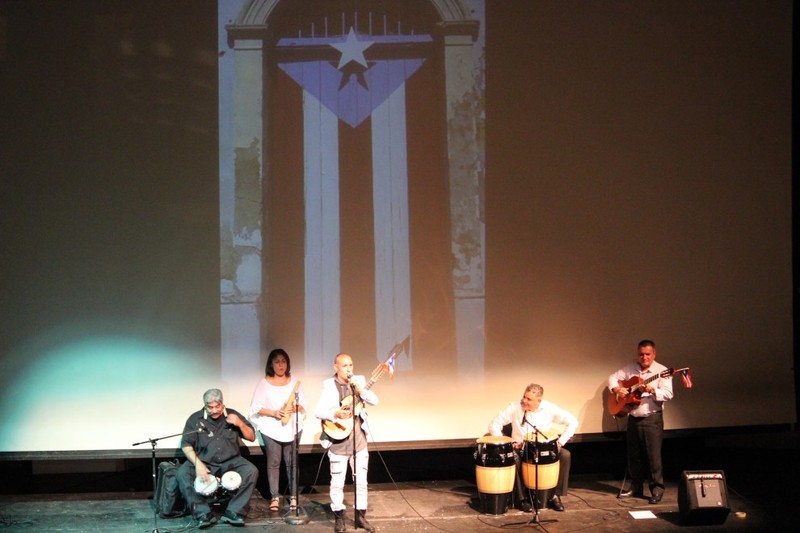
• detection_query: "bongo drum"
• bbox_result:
[194,475,220,496]
[221,471,242,492]
[521,438,560,490]
[474,436,516,514]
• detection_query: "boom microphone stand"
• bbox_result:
[520,411,558,529]
[132,427,202,533]
[526,426,557,528]
[285,390,309,525]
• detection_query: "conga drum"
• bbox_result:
[521,439,560,490]
[474,436,516,514]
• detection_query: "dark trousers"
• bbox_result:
[176,456,259,518]
[260,433,298,499]
[626,411,664,491]
[514,446,571,506]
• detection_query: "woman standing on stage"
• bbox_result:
[250,348,306,512]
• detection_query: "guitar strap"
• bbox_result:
[337,377,364,408]
[336,380,349,402]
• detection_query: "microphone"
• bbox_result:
[198,421,213,437]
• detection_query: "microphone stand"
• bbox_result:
[351,379,360,529]
[132,428,201,533]
[285,390,309,525]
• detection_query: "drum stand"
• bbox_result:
[285,391,309,525]
[132,428,199,533]
[524,427,557,529]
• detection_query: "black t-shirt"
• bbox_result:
[180,407,253,466]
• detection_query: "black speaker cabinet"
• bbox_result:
[678,470,731,525]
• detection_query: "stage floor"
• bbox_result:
[0,474,783,532]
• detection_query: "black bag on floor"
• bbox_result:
[154,459,188,518]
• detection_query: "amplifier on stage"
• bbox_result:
[678,470,731,526]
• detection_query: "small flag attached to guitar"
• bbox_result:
[384,336,410,378]
[680,368,693,389]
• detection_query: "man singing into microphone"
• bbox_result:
[315,353,379,532]
[176,388,259,528]
[487,383,578,512]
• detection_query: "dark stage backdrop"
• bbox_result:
[0,0,794,453]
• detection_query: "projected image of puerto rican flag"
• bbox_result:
[269,26,448,373]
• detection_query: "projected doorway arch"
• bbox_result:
[219,0,484,384]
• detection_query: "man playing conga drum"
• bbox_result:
[488,383,578,512]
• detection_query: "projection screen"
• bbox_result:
[0,0,794,454]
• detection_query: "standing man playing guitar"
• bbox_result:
[315,353,379,532]
[608,339,674,504]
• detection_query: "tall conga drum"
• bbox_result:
[474,436,516,514]
[521,439,560,490]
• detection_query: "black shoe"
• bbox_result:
[196,512,217,529]
[355,510,375,532]
[619,486,644,498]
[648,487,664,504]
[548,495,564,512]
[333,510,347,533]
[518,500,532,513]
[221,510,245,526]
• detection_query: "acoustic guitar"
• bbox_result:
[607,367,689,417]
[321,350,398,440]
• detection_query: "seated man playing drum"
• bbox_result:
[176,388,259,528]
[487,383,578,512]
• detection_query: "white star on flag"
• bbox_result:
[331,27,374,70]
